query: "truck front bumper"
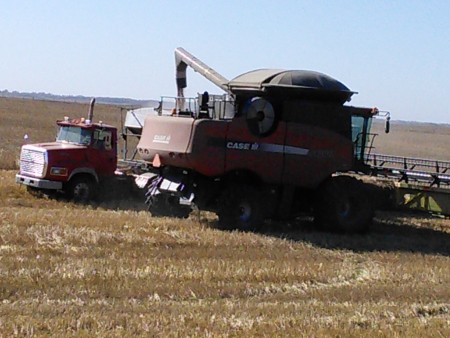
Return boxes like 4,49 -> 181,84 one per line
16,174 -> 63,190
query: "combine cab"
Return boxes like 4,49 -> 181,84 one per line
139,48 -> 391,232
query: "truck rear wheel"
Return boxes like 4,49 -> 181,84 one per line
147,193 -> 192,218
67,177 -> 96,203
314,176 -> 373,233
217,185 -> 264,231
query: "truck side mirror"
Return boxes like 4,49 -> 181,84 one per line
104,134 -> 112,150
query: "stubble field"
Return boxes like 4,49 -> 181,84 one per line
0,97 -> 449,337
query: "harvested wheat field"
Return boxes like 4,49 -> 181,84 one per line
1,97 -> 449,337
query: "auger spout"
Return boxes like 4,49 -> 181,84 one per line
175,47 -> 231,100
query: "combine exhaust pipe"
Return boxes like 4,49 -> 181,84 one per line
175,47 -> 231,101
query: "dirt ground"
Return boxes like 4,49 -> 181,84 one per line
1,170 -> 449,337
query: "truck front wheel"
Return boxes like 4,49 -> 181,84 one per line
67,177 -> 96,203
217,185 -> 264,231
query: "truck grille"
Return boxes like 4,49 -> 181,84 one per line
20,147 -> 47,178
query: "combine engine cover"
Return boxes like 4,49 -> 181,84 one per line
137,115 -> 228,177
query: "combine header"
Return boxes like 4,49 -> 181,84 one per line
367,154 -> 450,215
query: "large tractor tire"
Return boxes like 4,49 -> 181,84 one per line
147,193 -> 192,219
314,176 -> 374,233
217,185 -> 264,231
67,176 -> 97,204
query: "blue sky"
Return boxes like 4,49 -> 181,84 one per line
1,0 -> 449,123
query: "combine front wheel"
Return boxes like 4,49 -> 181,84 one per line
314,176 -> 373,233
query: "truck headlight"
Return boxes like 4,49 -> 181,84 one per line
50,167 -> 68,176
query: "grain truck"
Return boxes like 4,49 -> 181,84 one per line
15,99 -> 155,203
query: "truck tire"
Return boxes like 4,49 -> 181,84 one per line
147,193 -> 191,218
314,176 -> 373,233
67,177 -> 96,203
217,185 -> 264,231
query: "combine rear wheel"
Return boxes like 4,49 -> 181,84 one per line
217,185 -> 264,231
314,176 -> 373,233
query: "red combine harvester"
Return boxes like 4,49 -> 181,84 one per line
138,48 -> 393,232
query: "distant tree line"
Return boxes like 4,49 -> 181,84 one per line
0,89 -> 158,107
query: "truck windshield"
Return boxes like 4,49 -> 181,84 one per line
56,126 -> 92,145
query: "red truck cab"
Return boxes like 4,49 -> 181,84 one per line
16,117 -> 117,201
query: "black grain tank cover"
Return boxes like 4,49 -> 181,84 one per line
228,69 -> 356,104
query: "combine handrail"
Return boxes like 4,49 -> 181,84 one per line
366,153 -> 450,187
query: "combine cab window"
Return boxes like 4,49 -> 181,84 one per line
351,116 -> 372,160
57,126 -> 91,145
